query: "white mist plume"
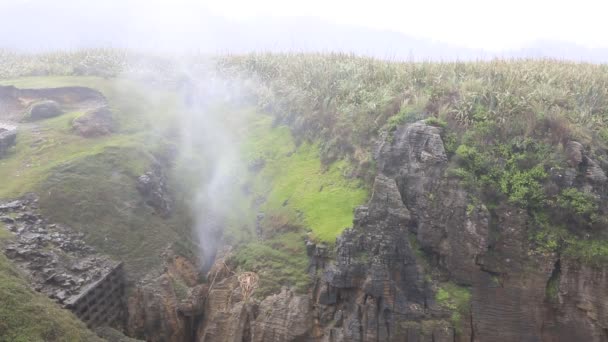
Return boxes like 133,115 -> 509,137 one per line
174,67 -> 249,270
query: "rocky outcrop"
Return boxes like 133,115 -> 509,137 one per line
72,106 -> 116,137
137,165 -> 173,218
127,273 -> 189,342
127,248 -> 204,342
195,270 -> 311,342
252,288 -> 311,342
0,123 -> 16,157
299,122 -> 461,341
305,120 -> 608,341
0,195 -> 120,305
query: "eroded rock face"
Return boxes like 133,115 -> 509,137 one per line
252,288 -> 311,342
299,122 -> 459,341
127,248 -> 204,342
126,119 -> 608,342
306,120 -> 608,341
127,274 -> 189,342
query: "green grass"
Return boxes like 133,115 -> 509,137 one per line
228,112 -> 368,296
243,114 -> 368,242
36,146 -> 192,279
232,232 -> 310,298
0,253 -> 103,342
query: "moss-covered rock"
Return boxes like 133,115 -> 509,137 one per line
22,100 -> 63,121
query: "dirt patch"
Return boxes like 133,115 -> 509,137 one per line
0,85 -> 107,122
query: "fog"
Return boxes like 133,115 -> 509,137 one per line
173,72 -> 248,270
2,0 -> 608,62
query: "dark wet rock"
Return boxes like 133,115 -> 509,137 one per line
137,165 -> 173,218
22,100 -> 63,121
72,106 -> 116,137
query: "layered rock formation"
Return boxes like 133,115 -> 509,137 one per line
192,120 -> 608,342
301,120 -> 608,342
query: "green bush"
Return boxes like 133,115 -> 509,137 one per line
557,188 -> 598,218
499,165 -> 547,208
435,283 -> 471,333
425,117 -> 447,128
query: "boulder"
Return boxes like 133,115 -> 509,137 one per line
137,166 -> 173,218
22,100 -> 63,121
72,106 -> 115,137
0,124 -> 17,156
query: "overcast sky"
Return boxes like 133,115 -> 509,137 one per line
203,0 -> 608,50
1,0 -> 607,59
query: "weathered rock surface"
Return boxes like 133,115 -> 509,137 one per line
124,120 -> 608,342
127,247 -> 205,342
252,288 -> 311,342
302,120 -> 608,341
72,106 -> 116,137
0,123 -> 17,156
128,273 -> 189,342
137,164 -> 173,218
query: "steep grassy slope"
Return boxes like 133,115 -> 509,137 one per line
242,114 -> 367,242
230,113 -> 367,296
0,76 -> 193,279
